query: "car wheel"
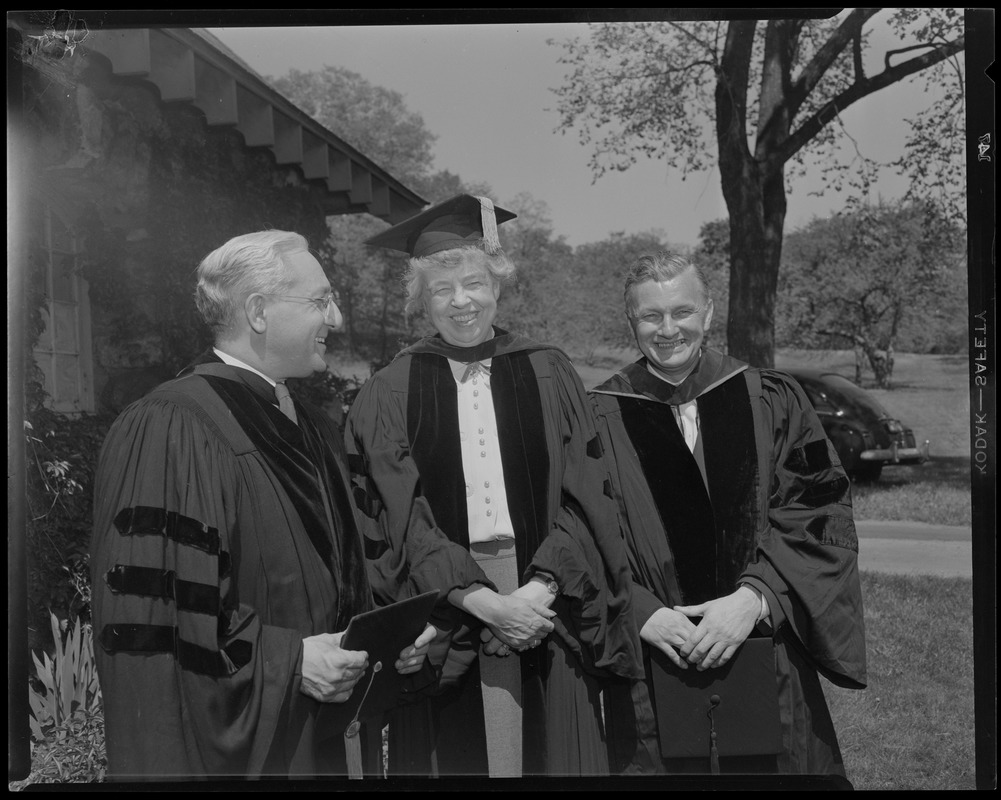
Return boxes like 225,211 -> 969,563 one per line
853,462 -> 883,483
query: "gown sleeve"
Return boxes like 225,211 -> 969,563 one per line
526,352 -> 644,680
90,396 -> 301,776
738,371 -> 867,689
587,392 -> 677,631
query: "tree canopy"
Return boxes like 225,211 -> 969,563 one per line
777,200 -> 967,386
550,9 -> 966,367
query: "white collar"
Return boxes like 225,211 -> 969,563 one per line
213,348 -> 278,387
645,361 -> 684,388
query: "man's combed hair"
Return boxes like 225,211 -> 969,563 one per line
195,230 -> 310,335
402,243 -> 516,318
623,251 -> 711,316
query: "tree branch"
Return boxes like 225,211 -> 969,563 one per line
786,8 -> 882,115
715,20 -> 757,167
778,34 -> 964,164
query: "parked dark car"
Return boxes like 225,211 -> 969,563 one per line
785,368 -> 930,482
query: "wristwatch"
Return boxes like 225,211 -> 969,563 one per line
534,571 -> 559,596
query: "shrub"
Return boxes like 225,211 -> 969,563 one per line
289,368 -> 367,429
28,613 -> 102,741
24,408 -> 113,650
26,611 -> 107,783
28,709 -> 107,784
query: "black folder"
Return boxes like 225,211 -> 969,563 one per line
649,635 -> 783,759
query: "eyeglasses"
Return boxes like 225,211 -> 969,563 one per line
265,291 -> 340,317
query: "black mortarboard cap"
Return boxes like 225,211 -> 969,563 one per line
364,194 -> 516,259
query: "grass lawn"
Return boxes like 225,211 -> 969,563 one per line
825,572 -> 975,790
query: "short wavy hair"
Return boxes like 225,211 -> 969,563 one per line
623,251 -> 711,317
195,230 -> 310,335
402,243 -> 516,318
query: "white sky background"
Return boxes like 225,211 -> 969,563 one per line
207,15 -> 951,249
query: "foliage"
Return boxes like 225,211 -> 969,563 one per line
24,709 -> 107,784
777,200 -> 967,385
550,10 -> 966,368
28,612 -> 102,743
24,407 -> 113,648
694,206 -> 968,371
271,65 -> 436,190
289,365 -> 369,430
511,225 -> 669,362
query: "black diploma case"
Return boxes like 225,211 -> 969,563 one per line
339,589 -> 440,723
649,635 -> 783,760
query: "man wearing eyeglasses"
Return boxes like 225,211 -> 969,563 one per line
90,230 -> 433,781
589,251 -> 867,779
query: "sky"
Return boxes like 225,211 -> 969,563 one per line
205,14 -> 955,249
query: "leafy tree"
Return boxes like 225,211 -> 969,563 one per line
550,9 -> 965,368
778,200 -> 966,387
495,193 -> 572,335
513,228 -> 668,362
272,66 -> 435,189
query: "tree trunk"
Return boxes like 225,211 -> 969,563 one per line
723,184 -> 785,368
858,336 -> 890,389
854,344 -> 865,384
716,20 -> 789,369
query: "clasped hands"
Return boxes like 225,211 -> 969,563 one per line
299,623 -> 435,703
640,585 -> 762,672
477,581 -> 556,658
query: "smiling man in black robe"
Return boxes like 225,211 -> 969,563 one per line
590,251 -> 867,778
90,230 -> 433,780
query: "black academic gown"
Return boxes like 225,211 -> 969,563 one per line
90,353 -> 375,780
344,329 -> 642,777
590,349 -> 867,777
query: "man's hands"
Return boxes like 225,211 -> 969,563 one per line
674,585 -> 763,671
300,622 -> 436,703
300,632 -> 368,703
640,607 -> 698,669
395,623 -> 435,674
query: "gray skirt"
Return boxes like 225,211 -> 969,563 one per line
470,538 -> 522,778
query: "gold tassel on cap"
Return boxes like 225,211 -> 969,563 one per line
342,661 -> 382,779
475,195 -> 501,255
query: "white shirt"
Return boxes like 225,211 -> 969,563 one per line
213,348 -> 277,387
645,363 -> 699,452
449,358 -> 515,544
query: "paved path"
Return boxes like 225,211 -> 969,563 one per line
855,520 -> 972,578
